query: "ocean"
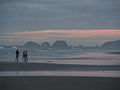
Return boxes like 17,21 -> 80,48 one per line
0,48 -> 120,77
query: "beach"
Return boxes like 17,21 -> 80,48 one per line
0,50 -> 120,90
0,62 -> 120,90
0,76 -> 120,90
1,0 -> 120,89
0,62 -> 120,71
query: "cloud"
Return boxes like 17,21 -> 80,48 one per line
0,2 -> 50,9
0,0 -> 120,34
25,3 -> 49,9
0,0 -> 120,45
1,29 -> 120,45
10,29 -> 120,38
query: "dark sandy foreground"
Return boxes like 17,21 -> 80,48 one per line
0,62 -> 120,71
0,76 -> 120,90
0,62 -> 120,90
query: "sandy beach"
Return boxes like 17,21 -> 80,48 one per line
0,62 -> 120,90
0,62 -> 120,71
0,76 -> 120,90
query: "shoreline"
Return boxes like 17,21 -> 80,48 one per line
0,62 -> 120,71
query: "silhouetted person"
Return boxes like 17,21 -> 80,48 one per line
23,50 -> 28,63
15,49 -> 19,63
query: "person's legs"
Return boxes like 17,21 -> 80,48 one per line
24,56 -> 26,63
25,57 -> 28,63
24,57 -> 26,63
15,55 -> 19,63
24,55 -> 28,63
16,57 -> 18,63
22,57 -> 24,63
23,55 -> 26,63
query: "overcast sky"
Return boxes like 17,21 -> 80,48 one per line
0,0 -> 120,46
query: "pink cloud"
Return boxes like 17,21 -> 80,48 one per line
11,30 -> 61,35
11,30 -> 120,37
1,29 -> 120,45
0,35 -> 47,40
2,29 -> 120,41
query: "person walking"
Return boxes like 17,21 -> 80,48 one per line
15,49 -> 19,63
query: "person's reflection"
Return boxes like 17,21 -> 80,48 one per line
16,70 -> 19,76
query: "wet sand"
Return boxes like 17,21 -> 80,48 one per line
0,62 -> 120,90
0,62 -> 120,71
0,76 -> 120,90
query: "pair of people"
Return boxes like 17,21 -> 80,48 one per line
22,50 -> 28,63
15,49 -> 28,63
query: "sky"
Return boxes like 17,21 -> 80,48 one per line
0,0 -> 120,46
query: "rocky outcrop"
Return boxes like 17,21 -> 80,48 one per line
42,42 -> 51,49
102,40 -> 120,48
24,41 -> 42,50
52,41 -> 69,49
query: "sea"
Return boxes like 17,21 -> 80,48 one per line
0,48 -> 120,77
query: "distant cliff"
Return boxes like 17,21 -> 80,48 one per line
102,40 -> 120,48
1,40 -> 120,50
23,41 -> 70,50
23,41 -> 42,50
42,42 -> 51,49
52,41 -> 69,50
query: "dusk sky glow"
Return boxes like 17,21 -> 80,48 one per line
0,0 -> 120,46
0,30 -> 120,46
